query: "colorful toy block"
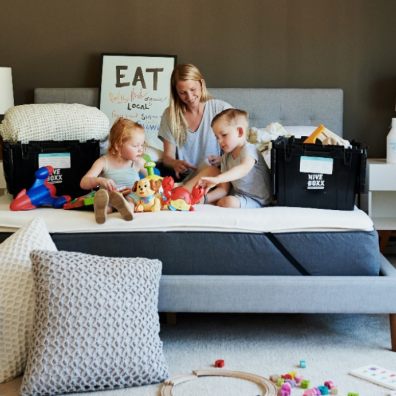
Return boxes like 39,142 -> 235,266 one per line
324,380 -> 335,389
214,359 -> 224,368
300,379 -> 310,389
299,359 -> 307,368
317,385 -> 329,395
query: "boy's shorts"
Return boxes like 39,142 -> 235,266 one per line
232,193 -> 262,209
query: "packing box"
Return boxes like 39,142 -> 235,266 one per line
271,136 -> 367,210
2,139 -> 100,198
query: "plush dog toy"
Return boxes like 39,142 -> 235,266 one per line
131,177 -> 162,212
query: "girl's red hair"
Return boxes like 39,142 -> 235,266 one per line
107,117 -> 144,155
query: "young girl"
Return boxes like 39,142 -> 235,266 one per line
80,117 -> 147,224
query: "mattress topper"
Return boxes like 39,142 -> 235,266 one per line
0,194 -> 374,234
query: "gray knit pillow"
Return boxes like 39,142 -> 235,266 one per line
20,250 -> 168,396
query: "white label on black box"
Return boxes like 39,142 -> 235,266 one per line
299,156 -> 333,175
38,153 -> 71,169
47,168 -> 63,184
307,174 -> 325,190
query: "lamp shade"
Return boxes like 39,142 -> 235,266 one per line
0,67 -> 14,115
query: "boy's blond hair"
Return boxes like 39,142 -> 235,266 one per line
107,117 -> 144,156
168,64 -> 212,146
211,108 -> 249,135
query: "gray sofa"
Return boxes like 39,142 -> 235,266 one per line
34,87 -> 396,351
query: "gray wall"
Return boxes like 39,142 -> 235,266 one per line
1,0 -> 396,157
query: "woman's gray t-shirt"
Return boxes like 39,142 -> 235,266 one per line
158,99 -> 232,168
221,142 -> 272,206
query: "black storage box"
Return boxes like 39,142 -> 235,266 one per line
2,139 -> 100,198
271,136 -> 367,210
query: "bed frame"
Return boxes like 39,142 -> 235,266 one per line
34,87 -> 396,351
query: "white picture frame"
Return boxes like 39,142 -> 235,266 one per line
99,53 -> 176,152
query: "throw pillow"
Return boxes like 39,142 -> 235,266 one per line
0,218 -> 57,383
21,250 -> 168,396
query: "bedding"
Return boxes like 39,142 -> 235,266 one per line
0,194 -> 380,276
46,230 -> 380,276
0,195 -> 374,234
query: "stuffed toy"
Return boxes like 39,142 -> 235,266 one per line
131,177 -> 162,212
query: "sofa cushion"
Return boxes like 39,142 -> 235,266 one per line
20,250 -> 168,396
0,218 -> 57,383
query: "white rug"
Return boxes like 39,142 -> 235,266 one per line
1,313 -> 395,396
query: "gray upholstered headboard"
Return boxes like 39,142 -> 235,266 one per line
34,87 -> 343,135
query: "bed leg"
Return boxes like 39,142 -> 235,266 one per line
166,312 -> 177,325
379,230 -> 392,253
390,314 -> 396,351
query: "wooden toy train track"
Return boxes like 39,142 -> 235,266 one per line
161,369 -> 278,395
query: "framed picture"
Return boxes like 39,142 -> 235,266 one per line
99,53 -> 176,152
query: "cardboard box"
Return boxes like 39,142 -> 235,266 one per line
271,136 -> 367,210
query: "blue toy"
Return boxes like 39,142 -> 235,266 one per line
10,166 -> 71,211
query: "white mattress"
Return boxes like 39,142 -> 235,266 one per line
0,194 -> 374,234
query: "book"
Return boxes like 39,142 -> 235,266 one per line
349,365 -> 396,390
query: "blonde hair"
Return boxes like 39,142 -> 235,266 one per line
211,108 -> 249,134
107,117 -> 145,156
168,64 -> 212,146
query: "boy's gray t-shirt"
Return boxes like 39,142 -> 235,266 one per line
221,142 -> 272,206
158,99 -> 232,168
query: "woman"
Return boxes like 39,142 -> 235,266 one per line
158,64 -> 232,189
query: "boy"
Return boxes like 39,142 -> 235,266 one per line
199,108 -> 272,208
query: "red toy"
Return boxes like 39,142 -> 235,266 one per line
161,176 -> 204,211
214,359 -> 225,368
10,166 -> 71,211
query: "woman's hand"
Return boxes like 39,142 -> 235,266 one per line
173,160 -> 197,179
162,140 -> 196,179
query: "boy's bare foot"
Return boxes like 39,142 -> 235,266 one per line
109,190 -> 133,221
94,189 -> 109,224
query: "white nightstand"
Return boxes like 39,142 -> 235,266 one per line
368,159 -> 396,251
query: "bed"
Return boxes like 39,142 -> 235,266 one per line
1,87 -> 396,351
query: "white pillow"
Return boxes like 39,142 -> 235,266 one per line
0,103 -> 110,143
0,218 -> 57,383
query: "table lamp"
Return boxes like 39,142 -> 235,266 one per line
0,67 -> 14,120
